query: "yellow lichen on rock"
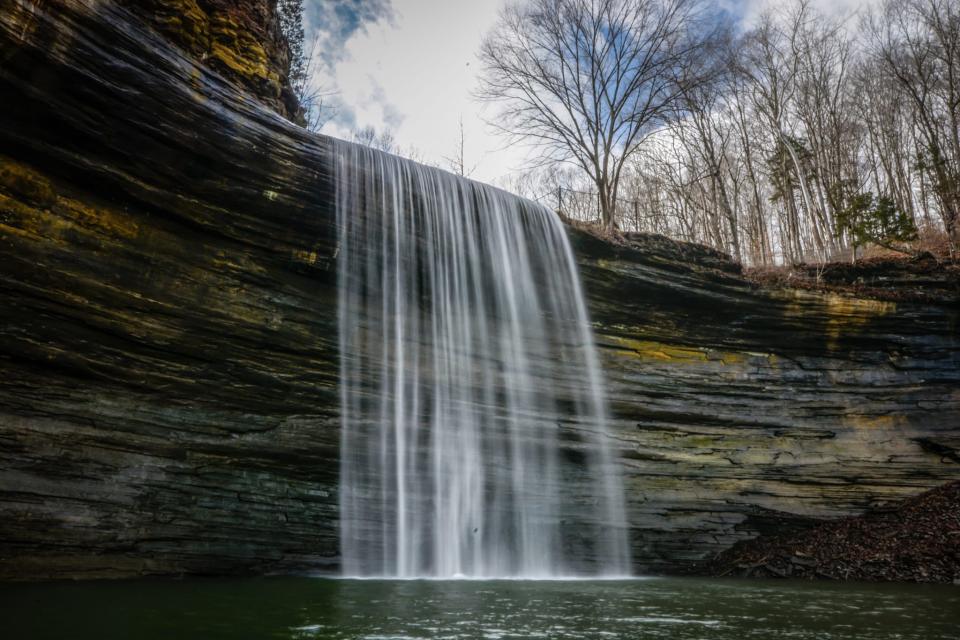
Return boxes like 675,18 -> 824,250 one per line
174,0 -> 211,54
607,335 -> 709,362
773,289 -> 898,352
292,248 -> 318,265
2,0 -> 45,45
823,293 -> 897,351
136,0 -> 211,56
64,199 -> 139,240
0,192 -> 69,245
113,0 -> 292,116
843,414 -> 906,430
120,1 -> 279,89
0,158 -> 65,244
717,351 -> 747,365
0,160 -> 57,208
0,157 -> 138,242
212,249 -> 267,275
823,293 -> 897,319
209,14 -> 274,85
607,334 -> 771,367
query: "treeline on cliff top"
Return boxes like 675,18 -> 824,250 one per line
281,0 -> 959,267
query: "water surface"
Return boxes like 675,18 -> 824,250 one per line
4,576 -> 957,639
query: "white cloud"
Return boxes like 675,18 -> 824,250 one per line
309,0 -> 533,184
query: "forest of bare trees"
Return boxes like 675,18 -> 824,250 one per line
481,0 -> 960,265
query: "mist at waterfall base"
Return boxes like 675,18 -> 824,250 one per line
335,140 -> 631,578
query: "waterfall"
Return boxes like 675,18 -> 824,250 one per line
335,140 -> 631,578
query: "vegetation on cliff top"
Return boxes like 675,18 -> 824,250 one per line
477,0 -> 960,267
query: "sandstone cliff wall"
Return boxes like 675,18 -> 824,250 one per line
117,0 -> 299,118
1,0 -> 957,580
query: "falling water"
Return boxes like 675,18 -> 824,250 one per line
336,140 -> 631,578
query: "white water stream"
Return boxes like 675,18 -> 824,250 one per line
336,140 -> 630,578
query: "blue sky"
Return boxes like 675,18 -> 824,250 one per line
305,0 -> 876,185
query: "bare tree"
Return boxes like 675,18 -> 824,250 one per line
444,116 -> 478,177
295,33 -> 339,131
351,126 -> 427,163
478,0 -> 727,230
278,1 -> 337,131
853,57 -> 919,225
352,126 -> 399,153
868,0 -> 960,242
494,0 -> 957,262
790,3 -> 859,259
669,34 -> 741,259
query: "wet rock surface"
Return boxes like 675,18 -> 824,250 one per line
1,0 -> 959,580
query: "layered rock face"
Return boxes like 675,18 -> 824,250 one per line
117,0 -> 299,118
1,0 -> 340,579
1,0 -> 958,580
576,233 -> 960,569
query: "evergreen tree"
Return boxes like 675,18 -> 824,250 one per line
836,193 -> 918,259
277,0 -> 305,91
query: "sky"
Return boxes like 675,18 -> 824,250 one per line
305,0 -> 878,186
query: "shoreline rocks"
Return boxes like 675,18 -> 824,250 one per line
703,481 -> 960,584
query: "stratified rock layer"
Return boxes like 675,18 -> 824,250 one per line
117,0 -> 299,118
1,0 -> 958,580
574,231 -> 959,570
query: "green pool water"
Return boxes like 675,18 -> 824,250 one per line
3,576 -> 957,639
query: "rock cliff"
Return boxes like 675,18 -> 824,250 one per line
118,0 -> 299,118
575,231 -> 959,570
1,0 -> 958,580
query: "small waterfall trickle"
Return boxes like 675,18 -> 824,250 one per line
336,140 -> 631,578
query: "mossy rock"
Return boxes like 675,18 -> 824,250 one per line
209,14 -> 276,87
0,160 -> 56,209
129,0 -> 211,56
117,0 -> 284,105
